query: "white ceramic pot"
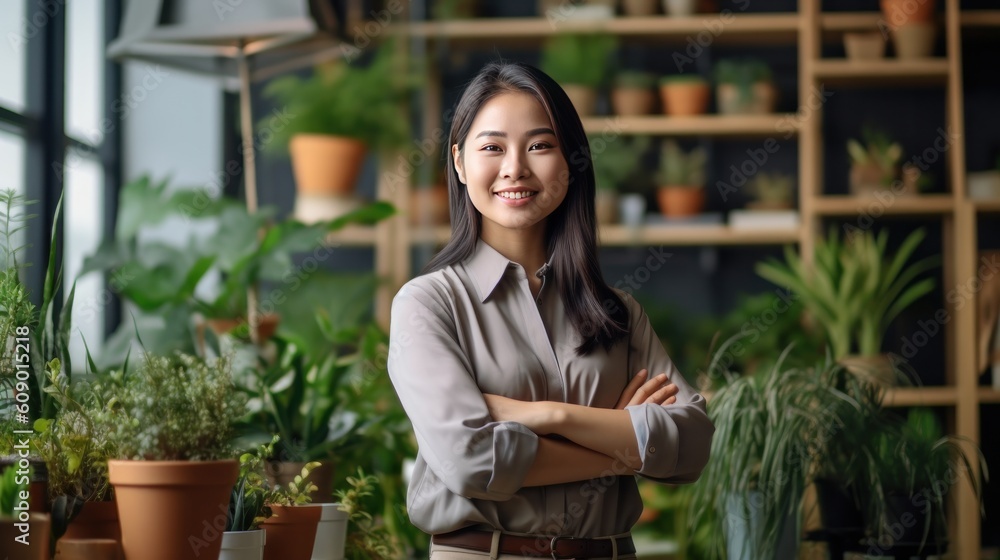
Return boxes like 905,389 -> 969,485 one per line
892,22 -> 936,59
304,504 -> 349,560
618,194 -> 647,227
219,530 -> 266,560
662,0 -> 696,16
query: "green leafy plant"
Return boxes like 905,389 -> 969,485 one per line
847,127 -> 903,187
266,461 -> 320,507
714,58 -> 773,102
336,468 -> 401,560
756,228 -> 938,359
590,135 -> 651,192
540,33 -> 618,88
261,41 -> 418,154
227,436 -> 278,532
93,353 -> 247,461
656,140 -> 707,187
748,171 -> 795,207
0,464 -> 29,517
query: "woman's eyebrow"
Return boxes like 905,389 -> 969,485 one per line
474,127 -> 556,139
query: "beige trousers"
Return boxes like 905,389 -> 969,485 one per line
429,531 -> 638,560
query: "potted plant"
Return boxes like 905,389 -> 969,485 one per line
261,42 -> 416,221
844,32 -> 887,61
92,353 -> 246,560
868,408 -> 987,549
714,58 -> 776,115
0,464 -> 51,560
260,461 -> 322,560
662,0 -> 697,16
881,0 -> 936,59
335,468 -> 402,560
621,0 -> 658,16
219,437 -> 277,560
655,140 -> 707,217
746,171 -> 795,210
540,33 -> 618,117
611,71 -> 657,116
847,127 -> 904,196
756,228 -> 938,385
590,135 -> 651,224
658,74 -> 710,116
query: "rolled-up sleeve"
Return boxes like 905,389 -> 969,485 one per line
387,281 -> 539,500
618,290 -> 715,483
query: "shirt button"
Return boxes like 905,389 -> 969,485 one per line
648,446 -> 656,454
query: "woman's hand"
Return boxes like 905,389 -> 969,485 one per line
615,369 -> 678,409
482,394 -> 560,434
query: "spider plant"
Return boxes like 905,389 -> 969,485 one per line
756,228 -> 938,359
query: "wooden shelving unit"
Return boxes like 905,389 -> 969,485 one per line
373,2 -> 995,557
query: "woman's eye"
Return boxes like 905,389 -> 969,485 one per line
482,145 -> 502,152
530,143 -> 552,151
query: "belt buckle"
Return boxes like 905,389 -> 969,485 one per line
549,535 -> 575,560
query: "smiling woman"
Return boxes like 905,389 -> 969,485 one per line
386,62 -> 714,560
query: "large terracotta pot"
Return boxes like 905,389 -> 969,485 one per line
108,460 -> 239,560
881,0 -> 936,28
206,313 -> 281,342
716,82 -> 777,115
289,134 -> 368,196
656,186 -> 705,217
0,513 -> 51,560
304,503 -> 349,560
54,538 -> 119,560
562,84 -> 598,117
266,461 -> 336,503
261,505 -> 322,560
659,81 -> 710,116
220,530 -> 266,560
611,87 -> 656,116
60,500 -> 121,558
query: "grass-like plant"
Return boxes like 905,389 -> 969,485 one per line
0,465 -> 29,517
540,33 -> 618,89
847,127 -> 903,187
656,140 -> 707,187
756,228 -> 938,359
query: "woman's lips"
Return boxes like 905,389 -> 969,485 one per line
494,191 -> 537,207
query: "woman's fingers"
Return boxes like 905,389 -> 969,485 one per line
615,369 -> 648,409
628,373 -> 671,407
646,382 -> 679,405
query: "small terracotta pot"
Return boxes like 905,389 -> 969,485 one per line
266,461 -> 336,503
892,22 -> 936,59
880,0 -> 936,28
108,460 -> 239,560
716,82 -> 777,115
563,84 -> 599,117
261,505 -> 322,560
622,0 -> 659,16
409,184 -> 450,226
54,538 -> 120,560
659,82 -> 710,116
844,32 -> 887,60
849,162 -> 897,196
611,87 -> 657,116
289,134 -> 368,197
0,513 -> 51,560
656,186 -> 705,217
61,500 -> 121,558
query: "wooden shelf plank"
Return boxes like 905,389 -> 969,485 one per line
582,114 -> 799,137
811,59 -> 950,87
395,13 -> 800,43
971,198 -> 1000,213
812,195 -> 955,216
882,386 -> 957,407
407,225 -> 801,246
324,225 -> 378,247
961,10 -> 1000,27
978,388 -> 1000,404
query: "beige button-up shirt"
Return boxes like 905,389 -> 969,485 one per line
387,238 -> 713,538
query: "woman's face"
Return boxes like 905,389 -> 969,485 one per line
452,92 -> 569,236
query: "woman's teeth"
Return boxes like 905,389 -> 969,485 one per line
496,191 -> 537,199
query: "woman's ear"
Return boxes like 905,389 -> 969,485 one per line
452,143 -> 466,185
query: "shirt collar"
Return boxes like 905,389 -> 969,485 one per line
464,238 -> 555,303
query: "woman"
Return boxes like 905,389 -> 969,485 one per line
387,61 -> 714,560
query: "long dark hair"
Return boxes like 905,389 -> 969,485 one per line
421,61 -> 629,356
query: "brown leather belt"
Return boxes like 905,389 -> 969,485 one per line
432,527 -> 636,558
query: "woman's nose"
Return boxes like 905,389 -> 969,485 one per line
500,150 -> 530,181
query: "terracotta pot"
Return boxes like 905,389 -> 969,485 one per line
0,513 -> 51,560
849,162 -> 897,196
108,460 -> 239,560
844,32 -> 887,60
622,0 -> 659,16
880,0 -> 936,28
409,184 -> 450,226
656,186 -> 705,217
289,134 -> 368,196
659,82 -> 710,116
663,0 -> 697,16
595,190 -> 619,225
611,87 -> 656,116
839,354 -> 898,387
892,22 -> 936,59
266,461 -> 336,503
562,84 -> 599,117
220,530 -> 266,560
206,313 -> 281,342
54,538 -> 120,560
61,499 -> 121,558
261,505 -> 322,560
716,82 -> 777,115
303,503 -> 348,560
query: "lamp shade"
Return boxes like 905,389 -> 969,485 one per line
108,0 -> 349,88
